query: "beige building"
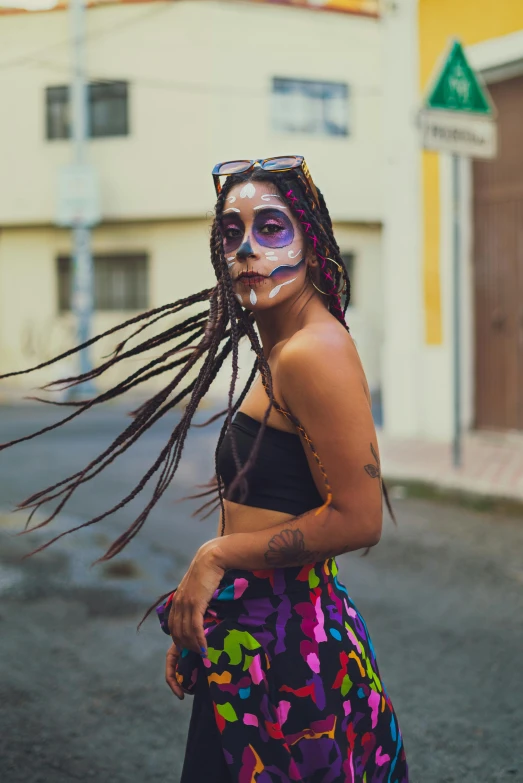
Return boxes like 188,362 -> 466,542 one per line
382,0 -> 523,441
0,0 -> 384,409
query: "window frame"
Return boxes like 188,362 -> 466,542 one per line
45,81 -> 130,141
57,252 -> 149,313
340,251 -> 356,308
271,76 -> 350,137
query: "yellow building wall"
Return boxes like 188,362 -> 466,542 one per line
419,0 -> 523,344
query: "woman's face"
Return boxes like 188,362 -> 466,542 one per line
220,180 -> 308,310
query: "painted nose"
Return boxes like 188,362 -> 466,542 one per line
236,238 -> 255,260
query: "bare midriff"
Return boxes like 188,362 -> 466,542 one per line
218,500 -> 295,537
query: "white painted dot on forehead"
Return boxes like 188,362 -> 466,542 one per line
239,183 -> 256,199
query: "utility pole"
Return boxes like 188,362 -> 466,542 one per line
69,0 -> 95,397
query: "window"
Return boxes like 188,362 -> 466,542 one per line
57,253 -> 148,312
89,82 -> 129,138
46,81 -> 129,140
272,78 -> 349,136
46,86 -> 69,140
341,252 -> 355,307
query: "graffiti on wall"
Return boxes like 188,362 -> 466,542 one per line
249,0 -> 379,16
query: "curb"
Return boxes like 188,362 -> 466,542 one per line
383,475 -> 523,518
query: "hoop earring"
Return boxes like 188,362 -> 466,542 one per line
309,258 -> 347,296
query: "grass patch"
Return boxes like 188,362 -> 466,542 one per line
384,478 -> 523,519
100,559 -> 141,580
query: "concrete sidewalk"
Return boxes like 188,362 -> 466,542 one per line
379,428 -> 523,505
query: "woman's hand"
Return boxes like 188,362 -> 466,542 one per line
165,643 -> 184,700
168,540 -> 225,656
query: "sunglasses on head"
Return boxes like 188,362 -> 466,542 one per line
212,155 -> 320,207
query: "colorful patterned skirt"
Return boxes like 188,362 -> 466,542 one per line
157,558 -> 409,783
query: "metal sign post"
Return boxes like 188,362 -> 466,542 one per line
56,0 -> 100,398
451,153 -> 462,468
418,39 -> 497,468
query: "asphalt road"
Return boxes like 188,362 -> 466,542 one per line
0,403 -> 522,783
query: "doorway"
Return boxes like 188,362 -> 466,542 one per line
473,73 -> 523,431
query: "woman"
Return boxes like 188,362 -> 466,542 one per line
0,156 -> 408,783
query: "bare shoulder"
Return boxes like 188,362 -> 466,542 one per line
279,321 -> 363,381
276,320 -> 374,447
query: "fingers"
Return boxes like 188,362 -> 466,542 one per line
179,602 -> 204,655
172,597 -> 205,656
165,643 -> 184,700
169,589 -> 208,657
193,609 -> 207,658
182,604 -> 207,656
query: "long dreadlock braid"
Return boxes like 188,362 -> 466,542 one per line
0,171 -> 275,559
274,173 -> 349,324
210,180 -> 284,523
212,169 -> 394,527
0,165 -> 392,568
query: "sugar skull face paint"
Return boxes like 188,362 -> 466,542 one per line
268,258 -> 305,282
267,258 -> 305,299
253,209 -> 295,249
240,183 -> 256,199
220,180 -> 309,310
222,209 -> 295,255
221,216 -> 245,254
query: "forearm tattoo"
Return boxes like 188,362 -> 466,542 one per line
264,528 -> 321,567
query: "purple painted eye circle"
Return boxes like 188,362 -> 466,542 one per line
253,210 -> 295,249
221,218 -> 244,253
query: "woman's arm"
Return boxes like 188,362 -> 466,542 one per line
168,328 -> 385,656
211,327 -> 383,571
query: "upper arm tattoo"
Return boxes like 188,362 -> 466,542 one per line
364,443 -> 381,481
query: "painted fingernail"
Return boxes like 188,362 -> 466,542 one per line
200,646 -> 207,657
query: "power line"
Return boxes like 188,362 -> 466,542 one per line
26,55 -> 383,98
0,0 -> 175,72
0,1 -> 382,97
0,1 -> 382,98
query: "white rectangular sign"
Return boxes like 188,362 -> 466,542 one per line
419,110 -> 497,159
56,163 -> 101,228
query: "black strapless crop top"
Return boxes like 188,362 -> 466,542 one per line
216,411 -> 324,516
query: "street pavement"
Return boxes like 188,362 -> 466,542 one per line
0,403 -> 522,783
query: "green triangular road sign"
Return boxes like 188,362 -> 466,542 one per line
424,40 -> 494,116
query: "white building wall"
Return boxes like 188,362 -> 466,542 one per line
335,223 -> 383,393
0,221 -> 213,397
0,0 -> 384,406
0,0 -> 383,224
0,219 -> 381,401
381,0 -> 424,438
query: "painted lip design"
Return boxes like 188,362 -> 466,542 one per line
237,272 -> 267,286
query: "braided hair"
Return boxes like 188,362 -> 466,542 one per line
0,167 -> 391,565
